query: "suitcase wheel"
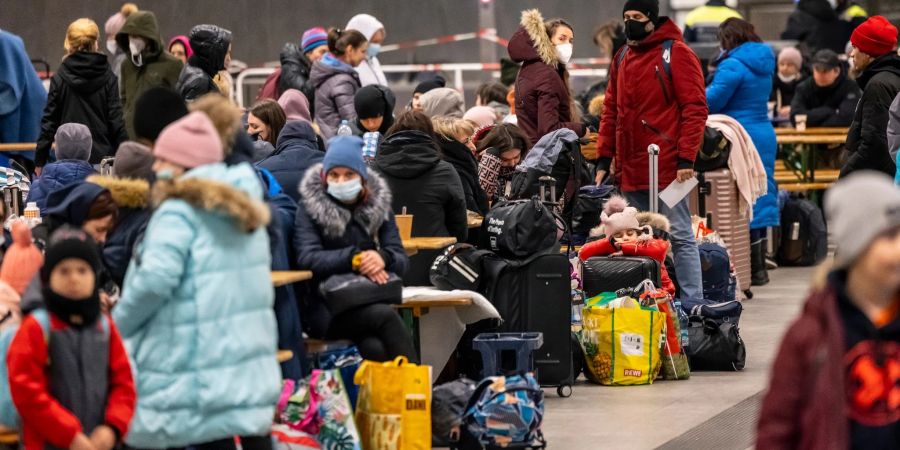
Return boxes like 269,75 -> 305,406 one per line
556,384 -> 572,398
743,289 -> 753,300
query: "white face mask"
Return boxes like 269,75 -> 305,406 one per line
129,37 -> 146,67
106,40 -> 118,55
777,72 -> 799,83
556,43 -> 573,65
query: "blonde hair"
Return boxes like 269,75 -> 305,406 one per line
120,3 -> 139,16
432,117 -> 476,142
65,18 -> 100,54
189,93 -> 242,153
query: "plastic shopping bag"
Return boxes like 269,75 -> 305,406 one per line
354,356 -> 432,450
580,307 -> 664,385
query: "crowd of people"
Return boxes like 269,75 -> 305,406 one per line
0,0 -> 897,449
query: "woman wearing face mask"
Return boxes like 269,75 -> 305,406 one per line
770,46 -> 806,120
706,18 -> 778,286
167,34 -> 193,65
507,9 -> 585,145
293,136 -> 415,361
247,99 -> 287,148
103,3 -> 138,85
176,24 -> 233,101
473,123 -> 532,203
310,28 -> 367,138
345,14 -> 388,87
114,112 -> 279,450
35,18 -> 129,174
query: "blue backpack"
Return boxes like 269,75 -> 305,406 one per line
462,373 -> 545,447
0,309 -> 109,429
698,243 -> 735,304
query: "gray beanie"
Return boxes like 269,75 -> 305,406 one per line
825,172 -> 900,268
420,88 -> 465,119
54,123 -> 92,161
113,141 -> 155,181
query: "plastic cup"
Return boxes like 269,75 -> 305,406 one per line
395,215 -> 413,240
795,114 -> 808,132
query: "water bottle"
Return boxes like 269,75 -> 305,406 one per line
675,300 -> 689,350
337,120 -> 352,136
24,202 -> 40,228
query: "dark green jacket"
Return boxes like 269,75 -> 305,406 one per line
115,11 -> 183,138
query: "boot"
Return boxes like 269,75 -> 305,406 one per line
751,239 -> 770,286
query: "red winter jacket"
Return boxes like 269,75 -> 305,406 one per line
508,9 -> 586,145
598,18 -> 708,192
578,236 -> 676,297
7,313 -> 136,450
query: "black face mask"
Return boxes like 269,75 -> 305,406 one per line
624,19 -> 653,42
249,132 -> 260,142
43,287 -> 101,329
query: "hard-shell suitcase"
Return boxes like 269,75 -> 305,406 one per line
690,170 -> 752,297
581,256 -> 661,298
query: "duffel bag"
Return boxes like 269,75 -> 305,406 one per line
430,243 -> 493,291
689,300 -> 743,325
687,315 -> 746,371
319,273 -> 403,316
481,196 -> 560,259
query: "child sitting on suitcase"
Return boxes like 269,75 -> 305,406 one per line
578,195 -> 676,296
7,227 -> 135,450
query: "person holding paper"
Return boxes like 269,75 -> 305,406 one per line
596,0 -> 708,304
706,18 -> 777,286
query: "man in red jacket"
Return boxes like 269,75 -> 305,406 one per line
596,0 -> 708,303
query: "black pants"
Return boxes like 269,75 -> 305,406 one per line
128,434 -> 271,450
328,303 -> 417,362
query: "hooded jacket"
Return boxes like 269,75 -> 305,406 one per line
116,11 -> 184,138
598,18 -> 708,192
781,0 -> 857,54
293,164 -> 408,336
87,175 -> 151,287
176,25 -> 232,101
842,54 -> 900,178
508,9 -> 585,145
114,163 -> 279,448
707,42 -> 778,229
791,71 -> 861,127
27,160 -> 96,212
346,14 -> 388,86
0,30 -> 46,165
256,121 -> 324,202
277,43 -> 316,113
438,136 -> 489,216
310,53 -> 361,138
352,84 -> 396,135
374,130 -> 468,243
35,52 -> 128,166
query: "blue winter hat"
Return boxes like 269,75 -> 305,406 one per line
324,136 -> 368,180
45,181 -> 109,227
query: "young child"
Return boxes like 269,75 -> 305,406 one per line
757,173 -> 900,449
8,227 -> 135,450
28,123 -> 97,212
578,195 -> 676,297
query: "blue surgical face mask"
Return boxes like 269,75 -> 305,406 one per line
327,178 -> 363,203
155,168 -> 175,180
366,43 -> 381,59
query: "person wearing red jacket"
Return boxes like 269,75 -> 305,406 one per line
578,195 -> 676,296
8,227 -> 135,450
596,0 -> 707,305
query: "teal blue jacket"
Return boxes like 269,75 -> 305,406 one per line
114,163 -> 279,448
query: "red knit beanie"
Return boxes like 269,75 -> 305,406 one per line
0,221 -> 44,295
850,16 -> 898,57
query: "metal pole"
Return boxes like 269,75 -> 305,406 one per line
478,0 -> 498,82
648,144 -> 660,213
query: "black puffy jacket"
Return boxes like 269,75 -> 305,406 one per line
35,52 -> 127,166
781,0 -> 856,55
177,25 -> 231,101
841,54 -> 900,178
437,136 -> 489,216
790,72 -> 861,127
277,43 -> 316,115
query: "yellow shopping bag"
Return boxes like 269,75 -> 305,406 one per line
354,356 -> 432,450
581,307 -> 665,386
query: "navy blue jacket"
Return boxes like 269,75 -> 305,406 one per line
257,121 -> 324,202
87,175 -> 151,288
27,160 -> 95,212
293,164 -> 408,337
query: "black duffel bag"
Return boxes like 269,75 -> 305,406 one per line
687,315 -> 746,371
430,243 -> 493,291
319,273 -> 403,316
480,196 -> 560,259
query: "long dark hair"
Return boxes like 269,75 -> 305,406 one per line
544,18 -> 580,123
249,99 -> 286,147
717,18 -> 762,51
327,28 -> 367,57
475,123 -> 532,155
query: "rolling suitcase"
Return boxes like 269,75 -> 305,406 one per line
581,257 -> 661,298
690,170 -> 752,298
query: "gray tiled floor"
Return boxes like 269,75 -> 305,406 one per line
540,266 -> 815,449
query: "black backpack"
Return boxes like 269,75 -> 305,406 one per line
430,244 -> 493,291
695,126 -> 732,172
778,194 -> 828,266
480,197 -> 561,259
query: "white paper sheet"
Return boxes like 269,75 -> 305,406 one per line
659,177 -> 699,209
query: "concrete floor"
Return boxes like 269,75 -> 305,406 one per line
540,266 -> 816,450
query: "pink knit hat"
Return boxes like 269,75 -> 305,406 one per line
0,221 -> 44,295
463,106 -> 497,128
600,195 -> 640,237
153,112 -> 223,169
278,89 -> 312,123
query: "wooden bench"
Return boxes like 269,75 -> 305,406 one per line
780,182 -> 833,192
271,271 -> 312,287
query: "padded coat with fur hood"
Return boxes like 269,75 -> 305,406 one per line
114,162 -> 279,448
87,175 -> 151,287
293,163 -> 408,337
508,9 -> 585,144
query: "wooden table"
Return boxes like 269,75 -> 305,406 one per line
774,127 -> 848,136
776,133 -> 846,200
271,270 -> 312,287
775,134 -> 846,145
276,350 -> 294,363
395,296 -> 474,356
0,143 -> 36,152
402,236 -> 457,256
468,215 -> 483,228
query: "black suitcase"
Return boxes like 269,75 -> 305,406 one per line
480,253 -> 574,397
581,256 -> 661,298
778,194 -> 828,266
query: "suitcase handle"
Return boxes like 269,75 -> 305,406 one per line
647,144 -> 660,214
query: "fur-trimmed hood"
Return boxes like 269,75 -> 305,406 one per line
636,212 -> 670,233
87,175 -> 150,209
508,9 -> 559,68
152,163 -> 270,233
298,163 -> 392,239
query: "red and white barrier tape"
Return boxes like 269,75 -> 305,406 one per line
380,28 -> 508,52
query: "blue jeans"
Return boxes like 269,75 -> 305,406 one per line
624,191 -> 703,303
